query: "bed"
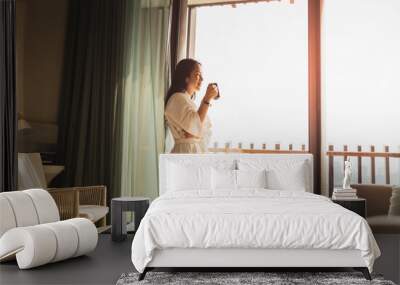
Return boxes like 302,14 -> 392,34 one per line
131,154 -> 380,280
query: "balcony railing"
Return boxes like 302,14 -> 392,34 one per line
208,142 -> 400,197
326,145 -> 400,196
209,143 -> 307,154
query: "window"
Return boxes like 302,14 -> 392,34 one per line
190,1 -> 309,150
323,0 -> 400,185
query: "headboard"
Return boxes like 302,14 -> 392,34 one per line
159,153 -> 314,195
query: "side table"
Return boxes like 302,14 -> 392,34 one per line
111,197 -> 150,241
332,198 -> 366,218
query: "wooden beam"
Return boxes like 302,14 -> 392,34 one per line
357,145 -> 362,183
170,0 -> 181,69
187,0 -> 283,8
343,145 -> 348,164
208,148 -> 308,154
187,7 -> 197,58
385,146 -> 390,184
370,145 -> 376,184
328,145 -> 334,197
343,145 -> 348,172
308,0 -> 322,195
326,151 -> 400,158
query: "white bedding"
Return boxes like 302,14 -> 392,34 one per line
131,189 -> 380,273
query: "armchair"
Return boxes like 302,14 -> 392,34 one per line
17,153 -> 109,228
351,184 -> 400,284
351,184 -> 400,233
48,186 -> 108,228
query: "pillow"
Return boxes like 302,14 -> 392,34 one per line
238,158 -> 310,192
167,162 -> 212,191
266,162 -> 307,191
236,169 -> 267,189
212,168 -> 237,190
389,185 -> 400,216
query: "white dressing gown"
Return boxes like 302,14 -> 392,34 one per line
165,92 -> 212,153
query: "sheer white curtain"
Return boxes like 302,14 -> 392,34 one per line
121,0 -> 171,198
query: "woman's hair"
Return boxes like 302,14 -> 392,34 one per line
165,58 -> 201,106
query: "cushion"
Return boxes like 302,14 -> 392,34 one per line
24,189 -> 60,223
167,162 -> 212,191
42,221 -> 79,262
212,168 -> 237,190
389,185 -> 400,216
266,163 -> 307,191
0,190 -> 60,237
0,218 -> 97,269
367,215 -> 400,234
161,156 -> 237,194
0,191 -> 40,228
238,159 -> 310,191
165,156 -> 236,171
79,205 -> 109,223
66,218 -> 98,257
0,225 -> 57,268
352,184 -> 393,216
0,196 -> 17,237
236,170 -> 267,189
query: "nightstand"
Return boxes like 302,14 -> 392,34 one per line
111,197 -> 150,241
332,198 -> 366,218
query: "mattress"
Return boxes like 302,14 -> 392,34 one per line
131,189 -> 380,273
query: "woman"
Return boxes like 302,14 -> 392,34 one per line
165,59 -> 219,153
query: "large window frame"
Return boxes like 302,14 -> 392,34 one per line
173,0 -> 322,193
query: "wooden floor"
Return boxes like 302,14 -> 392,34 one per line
1,233 -> 397,284
0,234 -> 134,285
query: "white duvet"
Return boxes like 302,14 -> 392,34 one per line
131,189 -> 380,273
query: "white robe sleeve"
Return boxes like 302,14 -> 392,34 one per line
165,93 -> 202,138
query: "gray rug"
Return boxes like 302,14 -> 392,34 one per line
116,272 -> 396,285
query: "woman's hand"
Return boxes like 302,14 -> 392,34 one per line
203,83 -> 219,102
198,83 -> 217,122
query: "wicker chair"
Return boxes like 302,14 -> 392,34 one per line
47,186 -> 108,228
17,153 -> 108,228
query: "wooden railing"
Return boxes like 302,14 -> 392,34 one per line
327,145 -> 400,196
209,143 -> 307,154
208,143 -> 399,197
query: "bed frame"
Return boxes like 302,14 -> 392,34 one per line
138,154 -> 372,281
139,248 -> 371,280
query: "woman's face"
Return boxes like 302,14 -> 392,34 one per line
186,64 -> 203,92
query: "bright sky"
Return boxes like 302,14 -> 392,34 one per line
321,0 -> 400,184
194,0 -> 400,153
322,0 -> 400,151
194,0 -> 309,150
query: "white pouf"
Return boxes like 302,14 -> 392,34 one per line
0,189 -> 98,269
0,218 -> 97,269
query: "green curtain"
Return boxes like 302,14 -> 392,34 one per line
57,0 -> 128,201
120,0 -> 171,199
